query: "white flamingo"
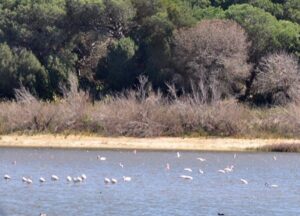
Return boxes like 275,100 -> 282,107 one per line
177,152 -> 181,158
22,177 -> 28,182
180,175 -> 193,180
39,177 -> 46,183
111,178 -> 118,184
166,163 -> 170,170
81,174 -> 87,180
119,163 -> 124,168
67,176 -> 72,182
196,157 -> 206,162
224,165 -> 234,173
73,177 -> 83,183
184,168 -> 192,172
97,156 -> 106,161
240,179 -> 248,184
265,182 -> 278,188
4,174 -> 11,180
26,178 -> 33,184
123,176 -> 131,182
51,175 -> 59,181
199,169 -> 204,174
104,178 -> 111,184
218,169 -> 226,174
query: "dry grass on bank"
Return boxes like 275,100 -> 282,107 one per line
0,76 -> 300,138
256,143 -> 300,152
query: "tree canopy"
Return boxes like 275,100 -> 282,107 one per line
0,0 -> 299,105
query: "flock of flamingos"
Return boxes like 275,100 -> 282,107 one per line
2,150 -> 279,188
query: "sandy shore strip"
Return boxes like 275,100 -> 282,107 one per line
0,135 -> 299,151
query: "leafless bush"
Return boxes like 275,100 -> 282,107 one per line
1,74 -> 300,138
251,52 -> 300,105
172,19 -> 252,102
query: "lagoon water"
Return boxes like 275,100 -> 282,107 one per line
0,148 -> 300,216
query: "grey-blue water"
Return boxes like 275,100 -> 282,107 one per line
0,148 -> 299,216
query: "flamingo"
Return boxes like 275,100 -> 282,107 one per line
97,156 -> 106,161
39,177 -> 46,183
180,175 -> 193,180
218,169 -> 226,174
51,175 -> 59,181
81,174 -> 87,180
199,169 -> 204,174
26,178 -> 33,184
67,176 -> 72,182
184,168 -> 192,172
196,157 -> 206,162
224,165 -> 234,173
104,178 -> 111,184
111,178 -> 118,184
166,163 -> 170,170
119,163 -> 124,168
4,174 -> 11,180
73,177 -> 83,183
123,176 -> 131,182
22,177 -> 28,182
265,182 -> 278,188
240,179 -> 248,184
177,152 -> 181,158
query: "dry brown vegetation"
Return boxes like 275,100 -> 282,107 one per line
172,19 -> 251,101
251,52 -> 300,105
257,143 -> 300,152
1,75 -> 300,138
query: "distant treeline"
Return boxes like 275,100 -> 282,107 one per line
0,0 -> 299,105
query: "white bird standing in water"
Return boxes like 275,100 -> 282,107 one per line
51,175 -> 59,181
273,156 -> 277,161
97,156 -> 106,161
123,176 -> 131,182
265,182 -> 278,188
39,177 -> 46,183
67,176 -> 72,182
4,174 -> 11,180
199,169 -> 204,174
104,178 -> 111,184
180,175 -> 193,180
73,177 -> 83,183
111,178 -> 118,184
240,179 -> 248,184
166,163 -> 170,170
26,178 -> 33,184
218,169 -> 226,174
81,174 -> 87,181
197,157 -> 206,162
184,168 -> 192,172
177,152 -> 181,158
224,165 -> 234,173
22,177 -> 28,182
119,163 -> 124,168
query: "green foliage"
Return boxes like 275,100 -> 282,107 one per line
193,6 -> 225,20
0,0 -> 298,105
249,0 -> 284,18
284,0 -> 300,24
0,43 -> 49,98
226,4 -> 299,60
97,37 -> 137,91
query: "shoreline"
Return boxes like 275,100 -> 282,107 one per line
0,134 -> 299,152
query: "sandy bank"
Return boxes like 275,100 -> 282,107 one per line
0,135 -> 299,151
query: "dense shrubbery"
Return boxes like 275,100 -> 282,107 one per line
0,0 -> 299,107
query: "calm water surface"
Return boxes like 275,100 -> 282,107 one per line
0,148 -> 299,216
